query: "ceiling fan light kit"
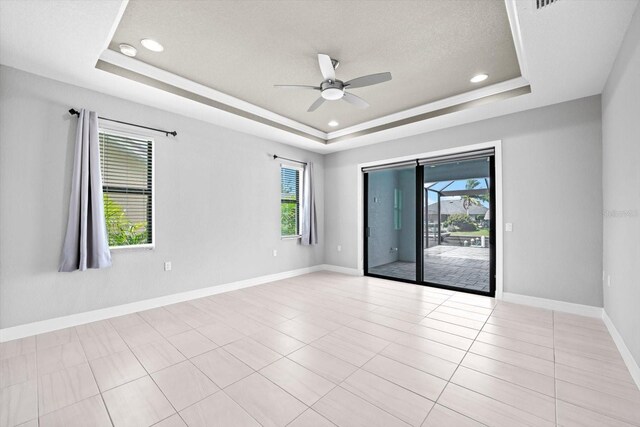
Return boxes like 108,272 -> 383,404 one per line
320,81 -> 344,100
275,53 -> 392,113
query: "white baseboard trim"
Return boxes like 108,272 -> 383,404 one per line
500,292 -> 603,318
320,264 -> 363,276
602,311 -> 640,388
0,265 -> 325,343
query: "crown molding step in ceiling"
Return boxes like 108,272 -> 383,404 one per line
1,0 -> 637,151
100,0 -> 528,143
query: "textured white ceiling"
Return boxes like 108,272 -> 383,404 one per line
109,0 -> 521,132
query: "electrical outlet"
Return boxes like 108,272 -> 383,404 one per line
273,249 -> 277,257
337,245 -> 342,252
505,223 -> 513,232
164,262 -> 172,271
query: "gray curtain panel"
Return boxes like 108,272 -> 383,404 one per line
301,162 -> 318,245
59,109 -> 112,272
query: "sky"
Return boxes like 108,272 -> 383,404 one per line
425,178 -> 490,208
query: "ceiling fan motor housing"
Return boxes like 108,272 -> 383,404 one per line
321,80 -> 345,100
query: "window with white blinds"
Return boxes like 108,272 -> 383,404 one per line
99,130 -> 154,248
280,165 -> 302,237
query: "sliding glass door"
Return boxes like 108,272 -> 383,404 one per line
364,150 -> 495,297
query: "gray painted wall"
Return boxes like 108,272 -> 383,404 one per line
398,169 -> 416,263
602,5 -> 640,364
0,66 -> 324,328
325,96 -> 604,306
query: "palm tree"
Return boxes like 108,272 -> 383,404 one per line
461,179 -> 489,215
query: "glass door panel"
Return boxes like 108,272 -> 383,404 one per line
423,156 -> 494,294
365,166 -> 416,282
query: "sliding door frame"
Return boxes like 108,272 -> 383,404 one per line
415,163 -> 425,283
358,140 -> 503,298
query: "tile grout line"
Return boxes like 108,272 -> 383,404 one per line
138,321 -> 265,426
83,355 -> 116,427
302,280 -> 435,424
453,354 -> 555,398
34,331 -> 105,424
417,291 -> 458,425
178,333 -> 293,425
164,339 -> 262,426
107,314 -> 192,427
217,350 -> 311,426
218,309 -> 352,423
552,312 -> 639,426
280,350 -> 341,404
423,291 -> 495,426
439,305 -> 559,425
312,285 -> 462,426
465,308 -> 638,424
395,288 -> 456,426
328,322 -> 418,426
178,389 -> 262,427
274,280 -> 450,425
430,297 -> 562,424
472,303 -> 629,425
447,306 -> 561,421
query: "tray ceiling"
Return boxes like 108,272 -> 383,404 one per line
107,0 -> 522,135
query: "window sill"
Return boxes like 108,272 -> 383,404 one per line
109,244 -> 155,251
281,235 -> 301,240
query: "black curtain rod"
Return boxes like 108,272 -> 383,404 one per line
273,154 -> 307,165
69,109 -> 177,137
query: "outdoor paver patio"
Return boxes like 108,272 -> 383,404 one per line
368,246 -> 490,292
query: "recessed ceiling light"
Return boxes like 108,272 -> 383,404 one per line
328,120 -> 339,127
118,43 -> 137,57
470,74 -> 489,83
140,38 -> 164,52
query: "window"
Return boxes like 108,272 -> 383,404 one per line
99,130 -> 154,249
280,165 -> 302,237
394,188 -> 402,230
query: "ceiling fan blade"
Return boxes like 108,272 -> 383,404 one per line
342,92 -> 369,109
307,97 -> 326,112
274,85 -> 320,90
317,54 -> 336,81
344,72 -> 392,89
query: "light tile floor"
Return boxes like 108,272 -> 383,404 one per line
369,246 -> 491,292
1,272 -> 639,427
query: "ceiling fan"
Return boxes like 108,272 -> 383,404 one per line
275,54 -> 392,112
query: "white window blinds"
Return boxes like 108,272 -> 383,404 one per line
280,165 -> 301,237
99,131 -> 154,248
